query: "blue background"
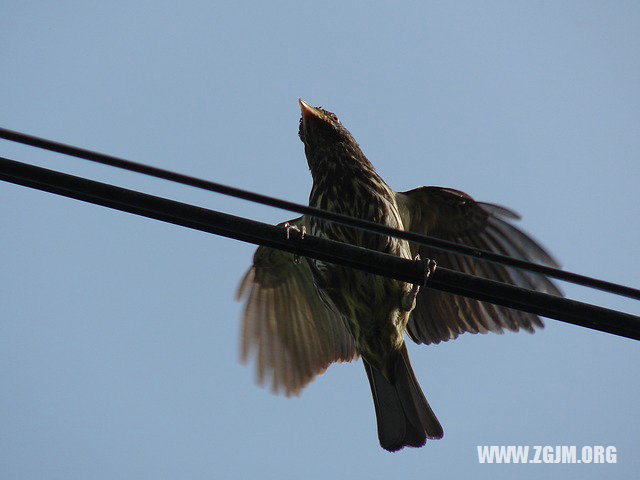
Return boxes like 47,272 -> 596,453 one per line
1,1 -> 638,478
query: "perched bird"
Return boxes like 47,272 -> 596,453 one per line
237,99 -> 561,452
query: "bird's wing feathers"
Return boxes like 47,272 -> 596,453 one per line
236,217 -> 358,396
397,186 -> 562,345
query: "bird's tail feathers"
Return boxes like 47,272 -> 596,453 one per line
364,343 -> 443,452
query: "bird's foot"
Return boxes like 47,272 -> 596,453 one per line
283,222 -> 306,264
402,255 -> 437,311
423,257 -> 437,278
283,222 -> 306,240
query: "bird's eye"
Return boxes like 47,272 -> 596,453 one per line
326,112 -> 341,124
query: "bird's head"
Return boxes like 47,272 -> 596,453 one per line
298,99 -> 364,170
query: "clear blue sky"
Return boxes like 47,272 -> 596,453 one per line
1,1 -> 638,479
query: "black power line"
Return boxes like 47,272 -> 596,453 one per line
1,126 -> 639,301
2,155 -> 639,341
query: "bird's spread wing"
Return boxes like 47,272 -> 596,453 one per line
236,217 -> 358,396
396,186 -> 562,345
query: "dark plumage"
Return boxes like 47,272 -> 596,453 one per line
237,99 -> 561,451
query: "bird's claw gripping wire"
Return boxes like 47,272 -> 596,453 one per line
283,222 -> 306,264
283,222 -> 306,240
424,257 -> 437,279
402,255 -> 437,312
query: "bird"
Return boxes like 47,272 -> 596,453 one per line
236,99 -> 561,452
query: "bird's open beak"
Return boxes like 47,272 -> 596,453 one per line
299,99 -> 323,123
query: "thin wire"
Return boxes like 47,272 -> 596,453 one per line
1,126 -> 639,300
